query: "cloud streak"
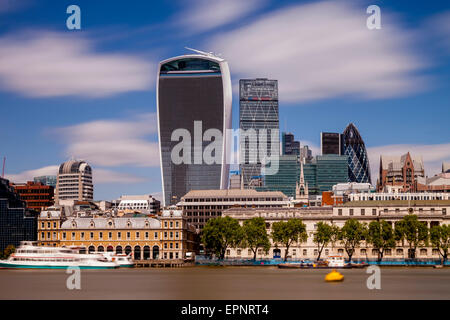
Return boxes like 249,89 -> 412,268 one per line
0,31 -> 154,98
52,113 -> 160,168
174,0 -> 267,34
207,1 -> 427,102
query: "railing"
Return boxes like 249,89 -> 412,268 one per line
195,256 -> 450,266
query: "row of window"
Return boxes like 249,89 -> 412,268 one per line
228,248 -> 441,257
40,231 -> 181,241
338,208 -> 447,215
184,198 -> 283,202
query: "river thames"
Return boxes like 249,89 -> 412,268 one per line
0,266 -> 449,300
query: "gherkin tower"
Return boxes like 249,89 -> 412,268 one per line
342,123 -> 371,184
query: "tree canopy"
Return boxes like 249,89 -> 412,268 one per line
340,219 -> 366,262
367,220 -> 396,262
202,216 -> 243,259
241,217 -> 271,260
313,222 -> 336,261
395,215 -> 428,259
430,224 -> 450,264
271,219 -> 307,261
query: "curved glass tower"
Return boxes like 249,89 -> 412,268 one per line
157,53 -> 232,206
342,123 -> 371,184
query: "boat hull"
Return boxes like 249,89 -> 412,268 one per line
0,262 -> 118,270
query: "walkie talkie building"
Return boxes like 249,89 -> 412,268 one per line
342,123 -> 371,184
157,51 -> 232,206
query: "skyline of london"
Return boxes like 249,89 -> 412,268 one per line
1,0 -> 449,201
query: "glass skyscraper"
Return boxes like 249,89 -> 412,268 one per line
157,52 -> 232,206
282,132 -> 300,156
0,178 -> 37,252
304,155 -> 349,195
321,132 -> 343,155
342,123 -> 371,184
256,155 -> 299,197
239,79 -> 279,187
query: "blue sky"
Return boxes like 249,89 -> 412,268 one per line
1,0 -> 449,201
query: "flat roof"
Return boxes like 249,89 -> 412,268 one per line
181,189 -> 288,199
341,200 -> 450,207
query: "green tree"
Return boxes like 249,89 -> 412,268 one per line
240,217 -> 271,260
367,220 -> 396,262
202,216 -> 243,260
271,219 -> 307,262
340,219 -> 366,262
1,245 -> 15,259
313,222 -> 335,261
430,224 -> 450,265
395,215 -> 428,259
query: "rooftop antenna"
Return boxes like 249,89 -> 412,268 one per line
2,157 -> 5,178
185,47 -> 219,58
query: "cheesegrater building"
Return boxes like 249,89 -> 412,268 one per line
239,78 -> 279,187
157,50 -> 232,206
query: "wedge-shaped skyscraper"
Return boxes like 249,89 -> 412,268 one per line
157,51 -> 232,206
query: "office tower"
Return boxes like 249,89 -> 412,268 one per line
34,175 -> 57,188
0,177 -> 37,252
321,132 -> 343,155
377,152 -> 425,192
304,155 -> 349,195
239,78 -> 279,187
282,132 -> 300,156
157,50 -> 232,206
342,123 -> 371,184
117,195 -> 161,215
256,155 -> 299,197
55,160 -> 93,204
300,145 -> 313,163
229,173 -> 242,189
12,181 -> 54,212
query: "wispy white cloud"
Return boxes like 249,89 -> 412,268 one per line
0,31 -> 154,98
52,113 -> 160,168
367,143 -> 450,183
207,1 -> 427,102
424,11 -> 450,53
94,169 -> 147,184
5,165 -> 58,183
174,0 -> 267,34
0,0 -> 31,14
6,165 -> 146,184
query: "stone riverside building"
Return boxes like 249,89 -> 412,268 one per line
222,200 -> 450,260
37,207 -> 198,260
178,189 -> 289,230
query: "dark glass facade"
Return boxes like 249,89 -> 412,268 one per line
240,79 -> 279,187
321,132 -> 343,155
282,132 -> 300,156
342,123 -> 371,183
158,56 -> 230,206
304,155 -> 349,195
256,155 -> 299,197
0,178 -> 37,252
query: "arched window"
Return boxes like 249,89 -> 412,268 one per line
88,246 -> 95,254
125,246 -> 132,255
134,246 -> 141,260
152,246 -> 159,259
143,246 -> 151,260
116,246 -> 123,254
97,246 -> 104,253
107,246 -> 114,252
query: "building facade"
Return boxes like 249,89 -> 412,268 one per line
178,189 -> 289,230
34,175 -> 57,188
12,181 -> 54,212
281,132 -> 300,156
300,145 -> 313,164
223,200 -> 450,260
37,208 -> 199,260
304,155 -> 349,195
157,52 -> 232,206
116,194 -> 161,215
239,78 -> 279,187
320,132 -> 343,155
55,160 -> 93,204
256,155 -> 300,198
342,123 -> 371,184
377,152 -> 425,192
0,178 -> 37,252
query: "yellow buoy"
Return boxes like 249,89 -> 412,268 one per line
325,269 -> 344,282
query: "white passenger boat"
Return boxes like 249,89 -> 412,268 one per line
326,255 -> 346,268
102,252 -> 134,268
0,241 -> 119,269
